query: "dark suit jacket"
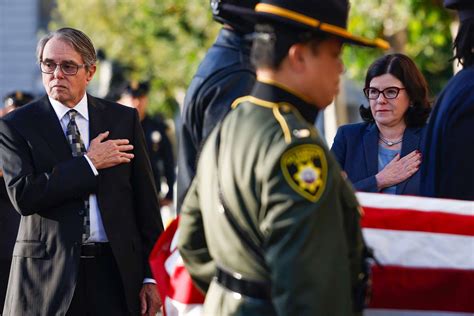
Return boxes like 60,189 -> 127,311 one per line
331,122 -> 425,195
0,179 -> 19,309
0,95 -> 163,315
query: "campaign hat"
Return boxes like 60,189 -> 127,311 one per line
225,0 -> 389,49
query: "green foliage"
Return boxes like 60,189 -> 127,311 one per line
51,1 -> 455,113
343,0 -> 454,97
50,0 -> 219,117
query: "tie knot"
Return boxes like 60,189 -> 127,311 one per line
68,109 -> 78,121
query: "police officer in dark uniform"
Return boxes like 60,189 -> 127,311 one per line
178,1 -> 388,315
176,0 -> 257,211
421,0 -> 474,200
0,91 -> 32,308
119,82 -> 175,205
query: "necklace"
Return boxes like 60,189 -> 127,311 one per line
379,135 -> 402,146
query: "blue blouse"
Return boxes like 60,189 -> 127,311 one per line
378,146 -> 400,194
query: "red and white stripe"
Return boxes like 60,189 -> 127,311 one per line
358,192 -> 474,316
149,217 -> 204,316
150,193 -> 474,315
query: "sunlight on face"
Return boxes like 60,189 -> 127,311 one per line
369,73 -> 410,128
41,37 -> 95,108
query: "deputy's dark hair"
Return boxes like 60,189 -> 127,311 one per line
452,18 -> 474,67
251,23 -> 329,70
360,53 -> 431,127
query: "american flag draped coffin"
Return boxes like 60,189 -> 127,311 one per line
150,193 -> 474,316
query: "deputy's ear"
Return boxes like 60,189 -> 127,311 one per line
287,43 -> 306,73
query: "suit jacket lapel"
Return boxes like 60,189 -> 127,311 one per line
363,124 -> 379,179
396,127 -> 421,194
87,95 -> 106,142
35,96 -> 72,161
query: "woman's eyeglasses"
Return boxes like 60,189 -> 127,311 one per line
363,87 -> 405,100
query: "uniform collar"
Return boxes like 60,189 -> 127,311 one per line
251,79 -> 319,124
215,27 -> 249,49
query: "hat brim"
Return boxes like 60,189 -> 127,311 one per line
223,3 -> 389,50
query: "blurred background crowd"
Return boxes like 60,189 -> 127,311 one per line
0,0 -> 458,145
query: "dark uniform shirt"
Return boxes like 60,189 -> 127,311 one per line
178,81 -> 364,315
176,27 -> 256,211
141,115 -> 175,200
421,65 -> 474,200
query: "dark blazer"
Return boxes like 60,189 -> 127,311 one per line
421,66 -> 474,200
331,122 -> 425,195
0,180 -> 19,309
0,95 -> 163,315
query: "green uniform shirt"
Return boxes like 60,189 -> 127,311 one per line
178,81 -> 364,315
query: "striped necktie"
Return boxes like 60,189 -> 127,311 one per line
66,109 -> 90,242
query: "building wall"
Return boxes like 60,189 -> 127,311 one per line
0,0 -> 40,106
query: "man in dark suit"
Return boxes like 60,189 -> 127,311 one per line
0,27 -> 163,315
176,0 -> 257,211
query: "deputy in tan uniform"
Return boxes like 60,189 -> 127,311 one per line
178,0 -> 388,315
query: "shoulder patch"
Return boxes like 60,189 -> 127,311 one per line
281,144 -> 327,202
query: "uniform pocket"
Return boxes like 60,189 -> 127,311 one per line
13,241 -> 47,258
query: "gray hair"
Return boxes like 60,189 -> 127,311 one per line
36,27 -> 97,67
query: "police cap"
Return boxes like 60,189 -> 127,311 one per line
3,91 -> 34,108
210,0 -> 258,33
227,0 -> 389,49
123,81 -> 150,98
444,0 -> 474,21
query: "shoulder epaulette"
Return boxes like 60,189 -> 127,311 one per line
231,96 -> 317,144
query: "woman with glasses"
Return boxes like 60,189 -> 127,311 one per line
331,54 -> 431,195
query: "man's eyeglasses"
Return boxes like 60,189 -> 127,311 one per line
363,87 -> 406,100
40,61 -> 87,76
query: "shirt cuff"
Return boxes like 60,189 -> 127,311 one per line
143,278 -> 156,284
84,155 -> 99,176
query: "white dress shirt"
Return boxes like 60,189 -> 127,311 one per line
49,94 -> 108,243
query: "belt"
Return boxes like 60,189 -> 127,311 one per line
216,266 -> 271,300
80,242 -> 112,258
